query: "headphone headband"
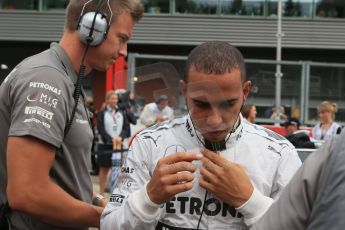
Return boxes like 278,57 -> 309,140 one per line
77,0 -> 113,46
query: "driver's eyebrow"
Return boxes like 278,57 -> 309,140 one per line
118,32 -> 130,42
223,99 -> 238,105
192,98 -> 238,106
191,99 -> 211,108
192,98 -> 209,104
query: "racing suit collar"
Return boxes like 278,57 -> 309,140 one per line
185,114 -> 244,148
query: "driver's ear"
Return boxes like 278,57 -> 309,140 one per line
243,80 -> 251,100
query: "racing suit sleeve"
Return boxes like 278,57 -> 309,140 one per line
101,135 -> 162,230
235,187 -> 274,226
237,145 -> 302,226
270,147 -> 302,200
251,138 -> 335,230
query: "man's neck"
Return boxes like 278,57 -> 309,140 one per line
60,32 -> 92,74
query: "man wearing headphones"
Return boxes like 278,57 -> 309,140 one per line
102,41 -> 302,229
139,94 -> 174,127
0,0 -> 143,229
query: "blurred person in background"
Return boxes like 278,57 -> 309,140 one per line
312,101 -> 341,141
86,96 -> 100,176
116,90 -> 137,139
285,117 -> 315,149
97,91 -> 126,195
270,105 -> 288,122
139,94 -> 174,127
241,104 -> 257,123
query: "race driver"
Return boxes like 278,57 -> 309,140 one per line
101,41 -> 302,229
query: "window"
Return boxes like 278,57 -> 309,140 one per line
220,0 -> 265,16
0,0 -> 37,10
41,0 -> 68,11
315,0 -> 344,18
175,0 -> 218,15
143,0 -> 170,14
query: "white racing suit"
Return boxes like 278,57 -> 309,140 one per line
101,115 -> 302,230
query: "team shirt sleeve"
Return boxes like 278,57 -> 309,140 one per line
8,66 -> 73,148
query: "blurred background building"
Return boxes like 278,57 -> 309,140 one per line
0,0 -> 344,125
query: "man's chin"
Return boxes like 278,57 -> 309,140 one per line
203,131 -> 228,142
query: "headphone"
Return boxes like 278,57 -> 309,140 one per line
65,0 -> 113,135
77,0 -> 113,46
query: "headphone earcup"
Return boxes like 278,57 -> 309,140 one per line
78,11 -> 108,46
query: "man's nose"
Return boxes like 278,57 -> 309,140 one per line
206,108 -> 223,127
119,43 -> 128,57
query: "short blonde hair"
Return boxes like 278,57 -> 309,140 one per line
65,0 -> 144,31
105,90 -> 117,101
317,101 -> 338,119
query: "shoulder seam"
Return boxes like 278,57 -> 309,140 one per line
244,124 -> 293,147
139,117 -> 185,135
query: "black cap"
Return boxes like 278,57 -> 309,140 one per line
284,117 -> 301,128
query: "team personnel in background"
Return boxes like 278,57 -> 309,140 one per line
269,105 -> 288,122
139,94 -> 174,127
116,90 -> 138,139
312,101 -> 341,141
0,0 -> 143,229
97,91 -> 125,195
101,41 -> 301,229
241,103 -> 257,123
284,117 -> 315,149
252,130 -> 345,230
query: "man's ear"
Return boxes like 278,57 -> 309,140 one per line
243,80 -> 251,101
180,80 -> 187,100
